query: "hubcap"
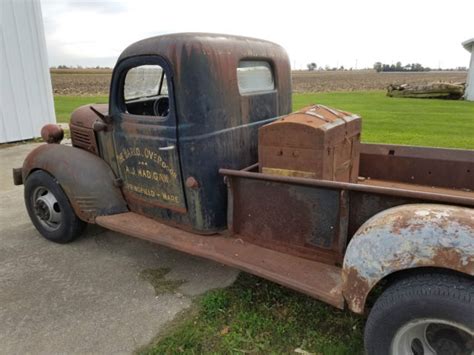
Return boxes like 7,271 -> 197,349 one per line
391,319 -> 474,355
32,187 -> 62,231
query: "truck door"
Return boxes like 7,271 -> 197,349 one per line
109,56 -> 186,215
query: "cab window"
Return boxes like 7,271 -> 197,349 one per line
123,64 -> 169,117
237,61 -> 274,94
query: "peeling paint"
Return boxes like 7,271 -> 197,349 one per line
342,203 -> 474,314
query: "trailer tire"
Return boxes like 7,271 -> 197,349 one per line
364,270 -> 474,355
25,170 -> 86,243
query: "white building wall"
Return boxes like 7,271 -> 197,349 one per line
0,0 -> 55,143
466,46 -> 474,101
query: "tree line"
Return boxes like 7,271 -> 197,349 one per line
305,61 -> 467,72
51,65 -> 112,69
373,62 -> 432,72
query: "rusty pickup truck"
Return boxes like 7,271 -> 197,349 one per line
14,33 -> 473,354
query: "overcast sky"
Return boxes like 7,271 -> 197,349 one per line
41,0 -> 473,70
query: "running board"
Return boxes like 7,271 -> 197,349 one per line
96,212 -> 344,309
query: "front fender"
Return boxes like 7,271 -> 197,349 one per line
342,203 -> 474,314
23,144 -> 128,222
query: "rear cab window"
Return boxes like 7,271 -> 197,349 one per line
237,61 -> 274,95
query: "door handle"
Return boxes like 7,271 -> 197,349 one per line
158,145 -> 175,151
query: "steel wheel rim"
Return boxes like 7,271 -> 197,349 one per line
32,186 -> 62,232
391,318 -> 474,355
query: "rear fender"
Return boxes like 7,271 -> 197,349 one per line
22,144 -> 128,222
342,204 -> 474,314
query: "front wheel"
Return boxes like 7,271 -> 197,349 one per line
24,170 -> 86,243
365,271 -> 474,355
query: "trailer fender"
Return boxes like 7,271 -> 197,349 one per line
342,203 -> 474,314
22,144 -> 128,223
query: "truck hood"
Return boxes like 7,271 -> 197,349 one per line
70,104 -> 108,129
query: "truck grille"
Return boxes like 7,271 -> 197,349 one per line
70,125 -> 99,155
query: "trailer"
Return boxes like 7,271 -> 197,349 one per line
13,33 -> 473,354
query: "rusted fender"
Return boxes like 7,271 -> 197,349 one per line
342,203 -> 474,314
22,144 -> 128,223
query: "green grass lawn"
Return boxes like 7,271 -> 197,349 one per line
55,91 -> 474,149
54,95 -> 108,123
139,274 -> 364,355
293,91 -> 474,149
53,92 -> 473,354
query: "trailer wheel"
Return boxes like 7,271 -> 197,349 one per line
364,271 -> 474,355
25,170 -> 86,243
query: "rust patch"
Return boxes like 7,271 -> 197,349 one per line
228,175 -> 341,264
22,144 -> 128,222
69,104 -> 108,155
390,211 -> 425,235
342,266 -> 370,314
185,176 -> 199,189
431,247 -> 474,274
40,124 -> 64,144
390,215 -> 407,235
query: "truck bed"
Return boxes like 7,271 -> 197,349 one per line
359,143 -> 474,192
220,143 -> 474,266
361,178 -> 474,200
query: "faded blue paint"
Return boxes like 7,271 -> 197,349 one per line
342,203 -> 474,313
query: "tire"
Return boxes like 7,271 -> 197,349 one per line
365,270 -> 474,355
24,170 -> 86,243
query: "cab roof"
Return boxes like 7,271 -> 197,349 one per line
117,32 -> 288,64
114,32 -> 292,135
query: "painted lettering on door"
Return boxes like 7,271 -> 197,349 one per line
117,146 -> 183,207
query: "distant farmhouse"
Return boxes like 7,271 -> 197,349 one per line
463,38 -> 474,101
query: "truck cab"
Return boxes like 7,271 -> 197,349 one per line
69,33 -> 291,233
